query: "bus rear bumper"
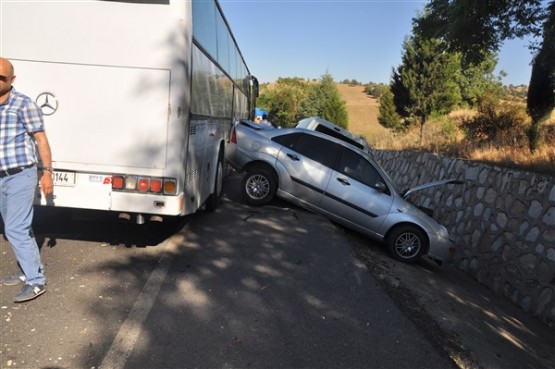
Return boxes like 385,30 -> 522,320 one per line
36,186 -> 185,217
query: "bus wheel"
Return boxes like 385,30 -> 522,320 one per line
205,158 -> 223,212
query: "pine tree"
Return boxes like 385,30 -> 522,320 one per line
378,88 -> 404,132
394,36 -> 461,143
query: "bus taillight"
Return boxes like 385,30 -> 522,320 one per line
163,179 -> 177,195
150,178 -> 163,193
138,178 -> 149,192
112,175 -> 176,195
125,176 -> 138,190
112,176 -> 124,190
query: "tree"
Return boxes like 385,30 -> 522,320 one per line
527,2 -> 555,151
378,88 -> 404,132
311,73 -> 348,128
257,74 -> 349,129
455,52 -> 503,107
414,0 -> 546,65
393,36 -> 462,143
414,0 -> 554,149
364,83 -> 388,99
260,77 -> 309,128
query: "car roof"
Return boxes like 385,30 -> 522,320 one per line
295,116 -> 370,152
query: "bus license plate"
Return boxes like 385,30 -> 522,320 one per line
52,171 -> 75,186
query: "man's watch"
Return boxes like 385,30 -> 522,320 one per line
42,167 -> 53,173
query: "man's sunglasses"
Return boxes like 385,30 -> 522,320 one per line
0,75 -> 11,82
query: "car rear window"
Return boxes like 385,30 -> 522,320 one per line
314,125 -> 366,151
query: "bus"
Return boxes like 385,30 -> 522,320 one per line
1,0 -> 258,223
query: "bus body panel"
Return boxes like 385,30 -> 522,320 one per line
10,61 -> 171,171
2,0 -> 255,219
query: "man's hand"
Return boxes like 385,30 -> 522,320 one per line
40,171 -> 54,196
32,131 -> 54,196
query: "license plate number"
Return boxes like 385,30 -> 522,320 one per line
52,171 -> 75,186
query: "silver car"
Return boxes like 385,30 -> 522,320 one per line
226,120 -> 457,264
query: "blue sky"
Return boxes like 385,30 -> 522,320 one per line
220,0 -> 536,86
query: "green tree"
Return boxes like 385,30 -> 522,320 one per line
261,77 -> 309,128
311,73 -> 348,128
456,52 -> 503,107
364,83 -> 388,99
414,0 -> 554,149
527,2 -> 555,151
257,74 -> 348,129
414,0 -> 546,65
378,88 -> 404,132
394,36 -> 462,143
390,68 -> 411,118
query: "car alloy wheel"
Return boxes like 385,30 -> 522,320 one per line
387,225 -> 427,263
241,167 -> 277,206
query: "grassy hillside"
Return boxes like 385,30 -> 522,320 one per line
337,83 -> 555,175
336,84 -> 390,145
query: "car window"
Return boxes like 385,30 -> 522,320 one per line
274,133 -> 339,168
336,148 -> 387,192
272,132 -> 302,149
294,134 -> 339,168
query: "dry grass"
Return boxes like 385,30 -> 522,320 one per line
337,83 -> 555,175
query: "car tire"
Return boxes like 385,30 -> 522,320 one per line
205,157 -> 223,212
241,166 -> 277,206
387,225 -> 427,263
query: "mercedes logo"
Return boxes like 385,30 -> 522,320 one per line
36,92 -> 59,116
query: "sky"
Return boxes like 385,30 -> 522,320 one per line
219,0 -> 537,86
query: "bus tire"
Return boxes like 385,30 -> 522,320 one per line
205,158 -> 223,212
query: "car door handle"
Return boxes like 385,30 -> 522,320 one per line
287,153 -> 300,161
337,177 -> 350,186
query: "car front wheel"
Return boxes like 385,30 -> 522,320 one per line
387,225 -> 427,263
241,167 -> 277,206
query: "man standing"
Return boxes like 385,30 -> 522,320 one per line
0,57 -> 53,302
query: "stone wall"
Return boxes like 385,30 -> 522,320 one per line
371,150 -> 555,326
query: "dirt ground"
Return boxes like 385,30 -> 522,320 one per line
341,226 -> 555,369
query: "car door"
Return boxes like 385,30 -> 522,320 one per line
274,133 -> 338,207
320,146 -> 394,237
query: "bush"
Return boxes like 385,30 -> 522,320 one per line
463,96 -> 530,147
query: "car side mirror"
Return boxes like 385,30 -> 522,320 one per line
375,182 -> 387,193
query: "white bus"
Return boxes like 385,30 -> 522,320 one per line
1,0 -> 258,223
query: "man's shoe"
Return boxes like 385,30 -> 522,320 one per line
14,284 -> 46,303
2,272 -> 26,286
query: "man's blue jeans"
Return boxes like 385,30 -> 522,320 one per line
0,166 -> 46,285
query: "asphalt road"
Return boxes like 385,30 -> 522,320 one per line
1,174 -> 457,369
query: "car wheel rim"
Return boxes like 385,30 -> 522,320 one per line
394,232 -> 421,259
246,174 -> 270,200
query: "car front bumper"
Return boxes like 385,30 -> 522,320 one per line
427,234 -> 456,263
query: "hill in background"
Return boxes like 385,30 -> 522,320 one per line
336,84 -> 390,145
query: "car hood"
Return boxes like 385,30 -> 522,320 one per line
401,179 -> 464,199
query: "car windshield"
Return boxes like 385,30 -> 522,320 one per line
359,151 -> 399,194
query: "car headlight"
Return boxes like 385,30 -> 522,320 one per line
437,225 -> 450,239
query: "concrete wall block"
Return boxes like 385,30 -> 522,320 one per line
372,149 -> 555,325
535,287 -> 553,316
542,207 -> 555,226
528,200 -> 544,219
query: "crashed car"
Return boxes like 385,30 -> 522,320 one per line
225,120 -> 457,264
296,116 -> 370,153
